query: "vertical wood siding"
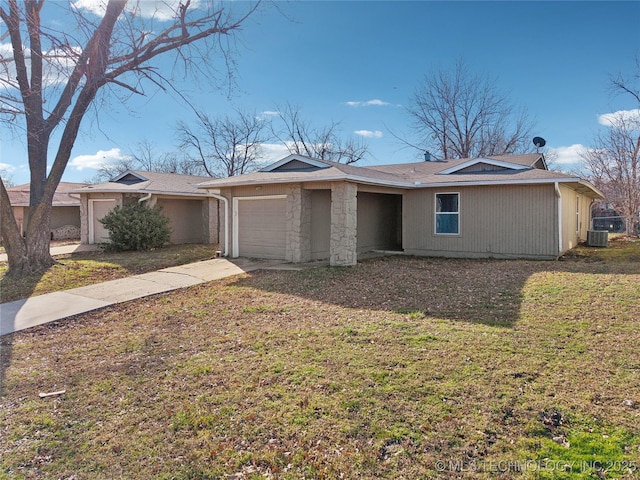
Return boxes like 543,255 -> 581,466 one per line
558,185 -> 594,253
357,192 -> 402,253
403,184 -> 557,259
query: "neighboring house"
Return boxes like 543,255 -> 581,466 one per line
198,153 -> 603,266
5,182 -> 87,240
74,170 -> 219,245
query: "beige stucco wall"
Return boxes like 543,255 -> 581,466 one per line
155,198 -> 204,244
50,206 -> 81,230
403,184 -> 558,259
11,206 -> 26,236
310,190 -> 331,260
10,205 -> 80,237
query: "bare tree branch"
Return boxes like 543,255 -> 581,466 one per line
0,0 -> 263,275
272,103 -> 368,164
407,59 -> 534,160
585,56 -> 640,236
177,109 -> 269,177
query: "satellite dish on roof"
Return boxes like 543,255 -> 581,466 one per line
533,136 -> 546,149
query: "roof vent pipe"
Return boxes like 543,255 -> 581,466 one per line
424,151 -> 431,162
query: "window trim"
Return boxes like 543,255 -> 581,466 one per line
576,194 -> 580,233
434,191 -> 460,236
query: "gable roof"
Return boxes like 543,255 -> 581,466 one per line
7,182 -> 87,207
74,170 -> 213,197
197,154 -> 603,198
436,157 -> 531,175
261,154 -> 332,172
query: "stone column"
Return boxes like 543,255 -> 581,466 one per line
330,182 -> 357,266
285,184 -> 311,263
79,195 -> 89,244
202,197 -> 219,244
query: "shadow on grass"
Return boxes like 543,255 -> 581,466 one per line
0,267 -> 47,396
231,250 -> 640,329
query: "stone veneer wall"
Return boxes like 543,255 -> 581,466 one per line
285,184 -> 311,263
330,182 -> 357,266
203,197 -> 219,244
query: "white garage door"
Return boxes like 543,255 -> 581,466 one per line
236,196 -> 286,259
90,199 -> 116,244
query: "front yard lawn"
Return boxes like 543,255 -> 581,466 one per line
1,239 -> 639,478
0,244 -> 218,303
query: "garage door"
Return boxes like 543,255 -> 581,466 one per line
236,196 -> 286,259
90,199 -> 116,244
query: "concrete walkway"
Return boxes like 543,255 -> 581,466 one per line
0,257 -> 287,336
0,243 -> 100,262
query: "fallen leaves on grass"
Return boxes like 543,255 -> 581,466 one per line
1,250 -> 639,479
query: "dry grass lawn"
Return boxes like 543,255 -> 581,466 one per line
1,238 -> 639,479
0,244 -> 219,303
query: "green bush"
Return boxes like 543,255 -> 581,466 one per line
99,203 -> 171,252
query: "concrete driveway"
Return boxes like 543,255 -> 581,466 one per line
0,257 -> 286,336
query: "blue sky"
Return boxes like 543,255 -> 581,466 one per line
1,0 -> 639,185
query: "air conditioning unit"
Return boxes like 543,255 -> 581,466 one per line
587,230 -> 609,247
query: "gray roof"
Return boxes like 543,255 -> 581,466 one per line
197,154 -> 603,198
74,170 -> 213,197
8,182 -> 87,206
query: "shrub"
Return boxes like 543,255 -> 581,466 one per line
99,203 -> 171,252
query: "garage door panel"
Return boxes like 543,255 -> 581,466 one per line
237,197 -> 286,259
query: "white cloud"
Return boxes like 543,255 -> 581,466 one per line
345,99 -> 391,107
0,42 -> 81,88
69,148 -> 131,171
354,130 -> 383,138
0,162 -> 16,173
598,109 -> 640,127
0,43 -> 12,57
548,144 -> 588,165
72,0 -> 199,21
255,143 -> 291,164
260,110 -> 281,117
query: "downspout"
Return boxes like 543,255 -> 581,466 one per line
138,192 -> 152,203
207,192 -> 229,257
554,182 -> 562,256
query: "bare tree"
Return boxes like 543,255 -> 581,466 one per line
583,59 -> 640,236
177,109 -> 268,178
0,0 -> 261,276
0,166 -> 15,187
273,103 -> 368,164
88,158 -> 136,183
407,60 -> 534,160
87,139 -> 201,183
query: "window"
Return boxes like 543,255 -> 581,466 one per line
435,193 -> 459,235
576,195 -> 580,232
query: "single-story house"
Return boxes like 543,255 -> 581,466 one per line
5,182 -> 87,240
197,153 -> 603,266
74,170 -> 219,245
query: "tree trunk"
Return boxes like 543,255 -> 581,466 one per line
24,201 -> 55,273
1,178 -> 54,277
